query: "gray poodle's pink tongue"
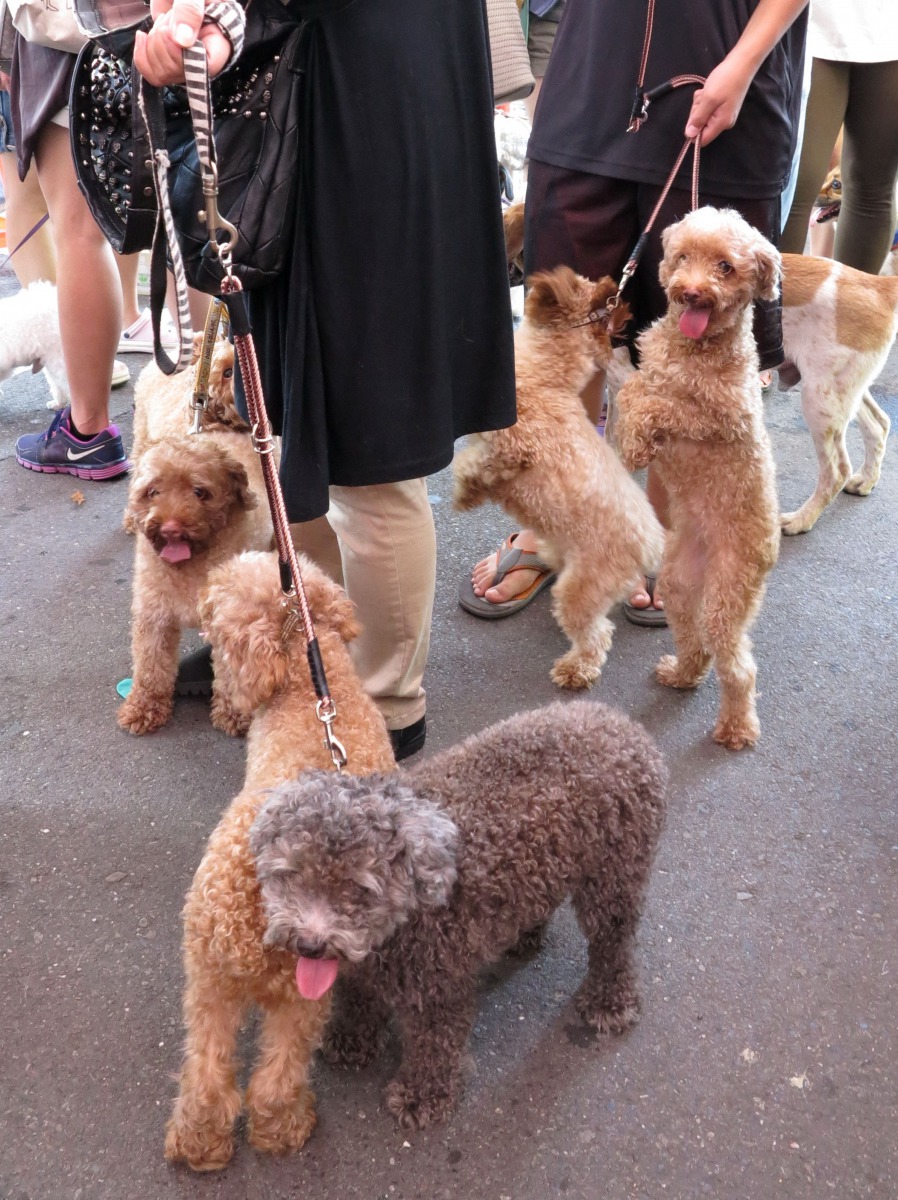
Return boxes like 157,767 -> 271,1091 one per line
295,957 -> 339,1000
679,306 -> 711,339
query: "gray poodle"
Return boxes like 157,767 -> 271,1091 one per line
249,700 -> 667,1130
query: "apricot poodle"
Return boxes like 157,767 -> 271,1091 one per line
118,433 -> 274,736
165,550 -> 395,1171
614,207 -> 781,750
130,334 -> 246,463
250,699 -> 667,1130
453,267 -> 664,688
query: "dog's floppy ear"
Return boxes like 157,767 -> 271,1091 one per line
223,456 -> 258,512
503,202 -> 525,265
295,554 -> 361,643
524,266 -> 587,327
394,793 -> 458,910
658,222 -> 683,290
199,554 -> 291,712
750,237 -> 782,303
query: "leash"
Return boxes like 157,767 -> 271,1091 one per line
0,212 -> 50,274
151,42 -> 347,771
604,0 -> 706,316
189,297 -> 228,433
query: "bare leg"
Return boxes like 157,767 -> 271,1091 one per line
629,465 -> 668,612
0,151 -> 56,285
32,123 -> 120,435
115,252 -> 143,328
165,970 -> 247,1172
244,989 -> 328,1155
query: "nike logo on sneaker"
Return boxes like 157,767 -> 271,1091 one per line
66,444 -> 107,461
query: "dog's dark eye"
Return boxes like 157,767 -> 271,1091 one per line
223,368 -> 233,380
146,486 -> 158,499
677,254 -> 687,264
194,486 -> 211,501
718,260 -> 733,275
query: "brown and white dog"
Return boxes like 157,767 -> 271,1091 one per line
778,254 -> 894,534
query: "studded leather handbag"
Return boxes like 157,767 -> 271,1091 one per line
70,0 -> 307,291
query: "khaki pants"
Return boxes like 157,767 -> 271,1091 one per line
291,478 -> 435,731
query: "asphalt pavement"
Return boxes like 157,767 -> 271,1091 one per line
1,266 -> 896,1200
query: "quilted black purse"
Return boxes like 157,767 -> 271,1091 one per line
70,0 -> 307,292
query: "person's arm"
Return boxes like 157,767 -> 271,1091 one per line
684,0 -> 808,147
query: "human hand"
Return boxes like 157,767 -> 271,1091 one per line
134,0 -> 232,85
684,55 -> 754,147
0,69 -> 11,91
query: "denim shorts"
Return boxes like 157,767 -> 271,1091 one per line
0,89 -> 14,153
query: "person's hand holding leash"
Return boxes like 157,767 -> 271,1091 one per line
134,0 -> 232,84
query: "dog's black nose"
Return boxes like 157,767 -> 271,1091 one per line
295,940 -> 327,959
681,289 -> 702,305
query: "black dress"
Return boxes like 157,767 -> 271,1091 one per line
244,0 -> 517,521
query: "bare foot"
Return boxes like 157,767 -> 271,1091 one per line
470,531 -> 543,605
627,576 -> 664,613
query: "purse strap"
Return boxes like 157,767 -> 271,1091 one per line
140,38 -> 348,771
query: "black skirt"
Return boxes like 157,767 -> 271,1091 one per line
242,0 -> 517,521
9,35 -> 76,178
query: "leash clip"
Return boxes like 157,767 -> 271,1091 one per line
627,86 -> 649,132
317,698 -> 348,772
199,162 -> 239,263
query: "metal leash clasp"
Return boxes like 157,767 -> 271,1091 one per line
198,161 -> 239,269
317,698 -> 348,771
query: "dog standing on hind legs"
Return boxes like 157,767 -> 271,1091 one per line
615,207 -> 781,750
453,266 -> 664,689
164,551 -> 396,1170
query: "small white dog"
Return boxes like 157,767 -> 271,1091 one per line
0,281 -> 69,410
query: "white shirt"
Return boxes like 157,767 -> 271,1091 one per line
808,0 -> 898,63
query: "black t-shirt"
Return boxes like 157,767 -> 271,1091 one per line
527,0 -> 808,200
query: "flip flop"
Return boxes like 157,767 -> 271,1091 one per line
623,574 -> 668,627
458,534 -> 557,619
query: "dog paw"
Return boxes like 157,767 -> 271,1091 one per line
843,472 -> 876,496
575,977 -> 641,1035
655,654 -> 706,689
712,716 -> 759,751
551,655 -> 600,690
246,1091 -> 317,1156
164,1117 -> 235,1172
384,1079 -> 454,1130
118,694 -> 172,735
210,698 -> 250,738
779,510 -> 813,536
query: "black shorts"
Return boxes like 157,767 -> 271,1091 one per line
524,160 -> 784,370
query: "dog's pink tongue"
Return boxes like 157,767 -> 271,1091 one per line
160,541 -> 192,563
295,956 -> 339,1000
679,306 -> 712,340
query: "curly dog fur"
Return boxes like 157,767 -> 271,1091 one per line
164,550 -> 395,1171
118,434 -> 274,736
130,334 -> 247,464
614,207 -> 781,750
453,266 -> 664,688
250,699 -> 667,1130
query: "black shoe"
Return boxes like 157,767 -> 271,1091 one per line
390,716 -> 426,761
175,644 -> 214,697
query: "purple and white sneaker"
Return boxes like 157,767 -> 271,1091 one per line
15,406 -> 130,480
